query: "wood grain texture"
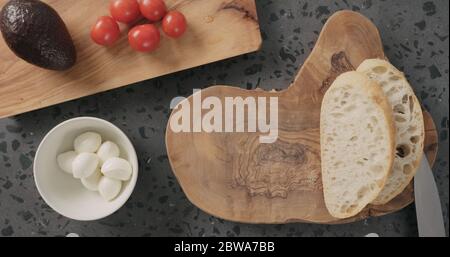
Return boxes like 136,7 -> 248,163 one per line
165,11 -> 439,224
0,0 -> 261,118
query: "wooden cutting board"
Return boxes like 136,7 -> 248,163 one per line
0,0 -> 261,118
165,11 -> 439,224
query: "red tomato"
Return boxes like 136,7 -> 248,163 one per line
110,0 -> 141,23
128,24 -> 160,52
91,16 -> 121,46
162,11 -> 187,38
139,0 -> 166,22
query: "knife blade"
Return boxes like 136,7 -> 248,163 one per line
414,155 -> 446,237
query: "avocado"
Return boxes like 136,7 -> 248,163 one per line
0,0 -> 76,71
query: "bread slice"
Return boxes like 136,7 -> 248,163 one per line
357,59 -> 425,205
321,71 -> 395,219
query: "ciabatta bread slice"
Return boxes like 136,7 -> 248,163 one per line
357,59 -> 425,205
321,71 -> 395,219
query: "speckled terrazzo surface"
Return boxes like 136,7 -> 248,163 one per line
0,0 -> 448,237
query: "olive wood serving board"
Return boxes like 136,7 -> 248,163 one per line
165,11 -> 438,224
0,0 -> 261,118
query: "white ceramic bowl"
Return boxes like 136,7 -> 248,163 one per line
34,117 -> 138,221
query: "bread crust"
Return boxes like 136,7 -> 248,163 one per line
357,59 -> 425,205
367,77 -> 397,182
320,71 -> 395,218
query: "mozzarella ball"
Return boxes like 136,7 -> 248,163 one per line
101,157 -> 132,181
57,151 -> 77,174
72,153 -> 99,179
81,168 -> 102,191
74,132 -> 102,153
97,141 -> 120,163
98,177 -> 122,201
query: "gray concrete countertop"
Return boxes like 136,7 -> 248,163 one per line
0,0 -> 448,237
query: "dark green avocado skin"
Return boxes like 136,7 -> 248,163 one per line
0,0 -> 76,71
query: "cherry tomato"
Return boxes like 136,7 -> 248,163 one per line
128,24 -> 160,52
110,0 -> 141,23
139,0 -> 166,22
91,16 -> 121,46
162,11 -> 187,38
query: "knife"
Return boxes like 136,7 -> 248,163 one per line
414,155 -> 446,237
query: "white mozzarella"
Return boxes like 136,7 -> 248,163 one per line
98,177 -> 122,201
57,151 -> 77,174
74,132 -> 102,153
97,141 -> 120,163
72,153 -> 99,179
81,168 -> 102,191
101,157 -> 132,181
